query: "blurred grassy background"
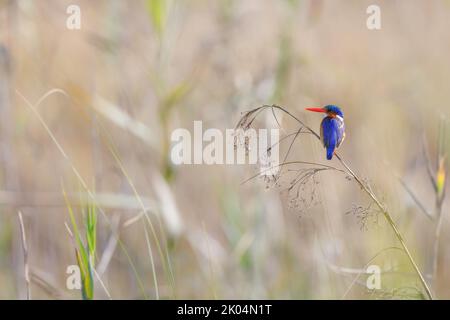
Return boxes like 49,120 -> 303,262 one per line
0,0 -> 449,299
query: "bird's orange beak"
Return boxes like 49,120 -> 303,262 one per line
305,107 -> 326,113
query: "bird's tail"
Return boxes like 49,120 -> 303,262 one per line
326,146 -> 335,160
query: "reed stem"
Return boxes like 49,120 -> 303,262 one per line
251,105 -> 434,300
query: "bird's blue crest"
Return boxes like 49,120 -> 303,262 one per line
324,105 -> 344,118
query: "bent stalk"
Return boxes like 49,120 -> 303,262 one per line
241,104 -> 433,300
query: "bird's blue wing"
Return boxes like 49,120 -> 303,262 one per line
320,117 -> 340,160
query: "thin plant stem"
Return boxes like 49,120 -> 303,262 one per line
431,119 -> 447,295
335,154 -> 433,300
16,89 -> 149,299
17,211 -> 31,300
397,176 -> 433,221
431,205 -> 444,294
241,104 -> 434,300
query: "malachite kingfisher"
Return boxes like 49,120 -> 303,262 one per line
305,105 -> 345,160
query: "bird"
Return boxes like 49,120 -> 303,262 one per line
305,105 -> 345,160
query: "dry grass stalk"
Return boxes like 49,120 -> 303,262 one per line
17,211 -> 31,300
237,104 -> 434,300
